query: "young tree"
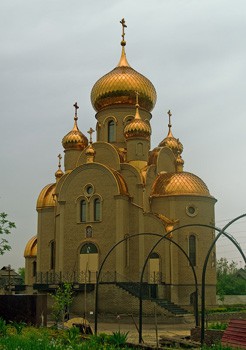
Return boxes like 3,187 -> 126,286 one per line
51,283 -> 73,327
0,212 -> 16,255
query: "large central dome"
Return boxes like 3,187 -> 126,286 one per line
91,40 -> 157,113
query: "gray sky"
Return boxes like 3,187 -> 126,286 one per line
1,0 -> 246,270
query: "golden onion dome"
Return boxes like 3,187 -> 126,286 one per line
62,104 -> 88,150
159,111 -> 183,156
91,22 -> 157,112
151,172 -> 210,197
176,152 -> 184,166
159,132 -> 183,156
55,154 -> 64,180
55,168 -> 64,180
36,183 -> 56,209
124,100 -> 151,140
24,236 -> 37,258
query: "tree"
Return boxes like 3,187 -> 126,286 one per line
0,213 -> 16,255
216,258 -> 246,297
51,283 -> 73,327
18,267 -> 25,285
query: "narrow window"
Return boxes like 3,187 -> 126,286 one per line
94,198 -> 100,221
50,241 -> 55,270
189,235 -> 196,266
80,200 -> 86,222
32,261 -> 37,277
108,120 -> 115,142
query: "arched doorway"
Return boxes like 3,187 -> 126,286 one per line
148,252 -> 160,298
79,243 -> 98,283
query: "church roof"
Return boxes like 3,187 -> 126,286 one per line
24,235 -> 37,257
36,183 -> 56,209
91,19 -> 156,113
151,171 -> 211,197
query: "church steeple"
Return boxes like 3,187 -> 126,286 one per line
55,154 -> 64,182
117,18 -> 131,67
62,103 -> 88,172
158,110 -> 183,157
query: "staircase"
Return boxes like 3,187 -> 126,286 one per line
116,282 -> 150,299
116,282 -> 189,315
154,299 -> 189,315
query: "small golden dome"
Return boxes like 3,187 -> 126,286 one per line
24,236 -> 37,258
85,143 -> 96,156
91,21 -> 156,112
151,172 -> 210,197
176,152 -> 184,166
159,132 -> 183,156
62,103 -> 88,150
55,168 -> 64,179
36,183 -> 56,209
159,110 -> 183,156
55,154 -> 64,180
124,98 -> 151,140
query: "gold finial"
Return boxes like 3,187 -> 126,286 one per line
87,127 -> 95,144
135,91 -> 140,107
58,154 -> 62,169
120,18 -> 127,46
73,102 -> 79,120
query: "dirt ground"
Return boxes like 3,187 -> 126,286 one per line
70,314 -> 196,346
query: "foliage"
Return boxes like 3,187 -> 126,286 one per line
216,258 -> 246,296
0,325 -> 132,349
10,320 -> 26,334
51,283 -> 73,327
202,344 -> 234,350
0,212 -> 16,255
207,322 -> 228,330
0,317 -> 8,336
18,267 -> 25,285
109,331 -> 129,346
207,305 -> 246,313
66,326 -> 81,345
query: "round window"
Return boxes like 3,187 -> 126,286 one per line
186,205 -> 198,217
84,184 -> 94,196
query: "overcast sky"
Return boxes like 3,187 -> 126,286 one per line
1,0 -> 246,270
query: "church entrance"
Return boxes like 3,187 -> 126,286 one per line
79,243 -> 98,283
148,252 -> 161,298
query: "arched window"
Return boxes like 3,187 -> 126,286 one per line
80,243 -> 98,254
108,120 -> 115,142
94,198 -> 100,221
50,241 -> 55,270
80,200 -> 86,222
189,235 -> 196,266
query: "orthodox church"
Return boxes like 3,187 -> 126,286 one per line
24,20 -> 217,315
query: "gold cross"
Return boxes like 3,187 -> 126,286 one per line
120,18 -> 127,42
73,102 -> 79,118
167,109 -> 172,128
87,127 -> 95,143
58,154 -> 62,168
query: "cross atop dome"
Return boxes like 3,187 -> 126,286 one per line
120,18 -> 127,46
73,102 -> 79,120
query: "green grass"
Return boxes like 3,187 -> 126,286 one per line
0,321 -> 132,350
